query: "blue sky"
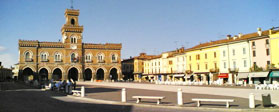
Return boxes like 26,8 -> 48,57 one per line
0,0 -> 278,68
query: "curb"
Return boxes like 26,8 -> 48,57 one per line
66,95 -> 279,112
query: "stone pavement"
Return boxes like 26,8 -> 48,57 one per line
78,81 -> 279,106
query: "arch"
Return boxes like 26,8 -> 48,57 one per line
84,68 -> 92,81
68,67 -> 79,81
109,68 -> 118,81
96,68 -> 104,80
52,68 -> 62,81
71,18 -> 75,25
22,67 -> 35,81
23,50 -> 33,61
109,66 -> 121,74
39,66 -> 51,74
39,68 -> 48,81
52,66 -> 65,74
22,66 -> 36,72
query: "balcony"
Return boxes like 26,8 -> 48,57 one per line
210,68 -> 219,73
55,60 -> 63,62
185,70 -> 193,74
252,45 -> 256,49
41,59 -> 49,62
85,60 -> 92,63
25,58 -> 33,62
228,68 -> 239,73
98,60 -> 105,63
112,60 -> 118,63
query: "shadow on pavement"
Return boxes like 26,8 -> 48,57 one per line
0,82 -> 133,112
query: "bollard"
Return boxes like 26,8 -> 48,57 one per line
177,88 -> 183,105
81,86 -> 85,97
121,88 -> 127,102
244,81 -> 247,87
249,93 -> 255,108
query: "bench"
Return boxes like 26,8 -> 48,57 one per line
132,96 -> 165,104
192,98 -> 234,108
72,90 -> 81,96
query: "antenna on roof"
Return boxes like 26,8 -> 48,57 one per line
70,0 -> 74,9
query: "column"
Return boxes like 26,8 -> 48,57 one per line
62,72 -> 67,81
48,73 -> 52,80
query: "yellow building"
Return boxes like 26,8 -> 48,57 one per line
269,27 -> 279,84
185,45 -> 219,84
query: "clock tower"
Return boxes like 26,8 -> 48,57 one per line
61,9 -> 83,49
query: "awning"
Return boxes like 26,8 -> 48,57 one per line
173,74 -> 185,77
249,72 -> 269,78
270,71 -> 279,78
237,73 -> 249,79
218,73 -> 228,78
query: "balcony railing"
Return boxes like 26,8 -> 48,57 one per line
55,60 -> 63,62
228,68 -> 239,73
25,58 -> 33,62
85,60 -> 92,63
210,68 -> 219,73
41,59 -> 49,62
98,60 -> 105,63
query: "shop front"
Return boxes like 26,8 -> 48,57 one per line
218,73 -> 229,84
269,70 -> 279,84
237,72 -> 249,85
249,72 -> 269,84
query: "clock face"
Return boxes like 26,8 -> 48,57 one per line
71,45 -> 77,49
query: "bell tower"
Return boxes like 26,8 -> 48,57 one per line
61,9 -> 83,49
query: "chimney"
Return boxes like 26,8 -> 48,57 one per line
140,53 -> 146,56
238,33 -> 243,38
226,35 -> 231,39
233,35 -> 238,40
257,27 -> 262,36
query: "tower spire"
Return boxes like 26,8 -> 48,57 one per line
70,0 -> 74,9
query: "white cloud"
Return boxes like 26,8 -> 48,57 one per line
0,53 -> 17,68
0,46 -> 6,51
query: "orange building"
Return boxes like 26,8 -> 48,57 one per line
18,9 -> 122,82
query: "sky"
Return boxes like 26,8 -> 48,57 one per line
0,0 -> 278,68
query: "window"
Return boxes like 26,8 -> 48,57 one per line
169,61 -> 173,65
111,54 -> 117,62
266,49 -> 270,56
189,56 -> 191,61
253,50 -> 256,57
214,52 -> 217,58
267,61 -> 270,65
244,60 -> 247,67
214,63 -> 217,69
189,64 -> 192,70
266,39 -> 269,45
224,62 -> 226,69
71,36 -> 77,44
196,54 -> 200,60
197,64 -> 200,70
85,54 -> 92,62
159,62 -> 160,66
97,53 -> 104,62
71,18 -> 75,25
223,50 -> 226,57
233,61 -> 236,69
252,41 -> 255,46
54,52 -> 62,62
205,53 -> 207,59
253,62 -> 257,66
25,51 -> 32,61
243,48 -> 246,54
205,64 -> 208,70
40,52 -> 48,62
232,49 -> 235,56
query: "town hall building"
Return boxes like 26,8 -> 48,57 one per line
18,8 -> 122,82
